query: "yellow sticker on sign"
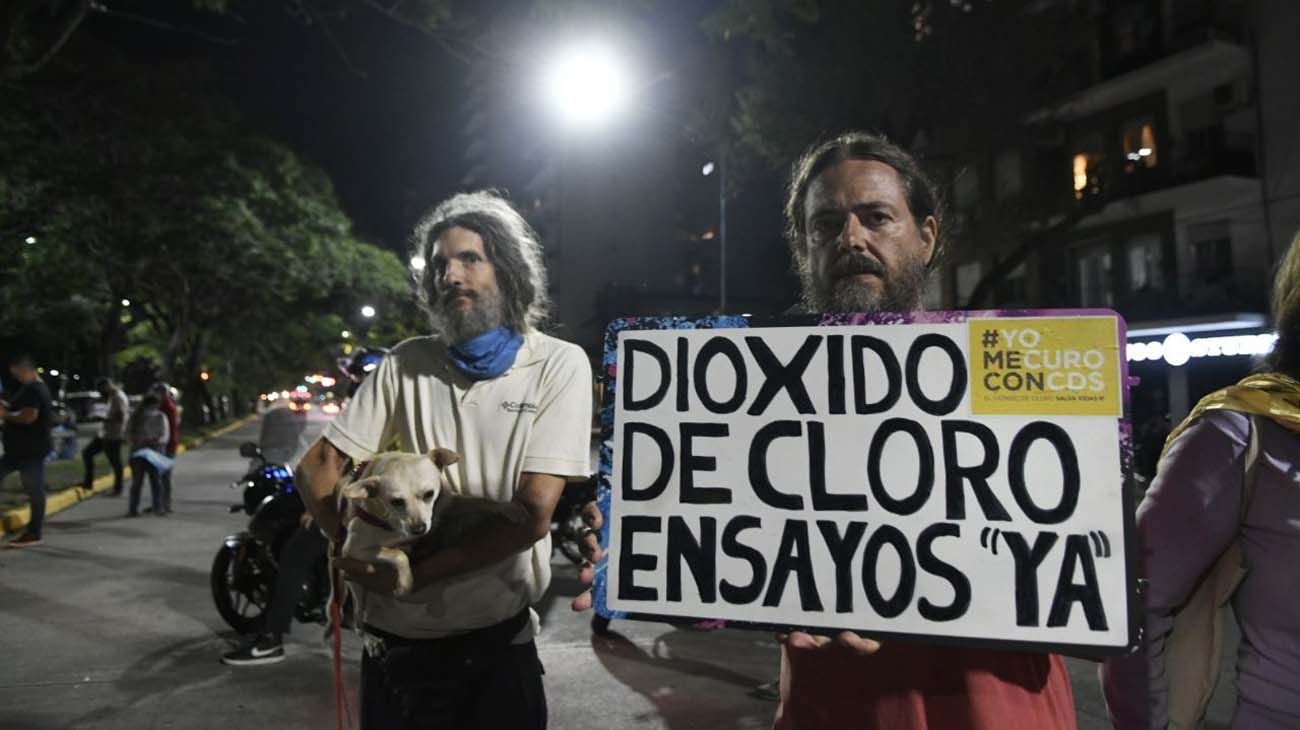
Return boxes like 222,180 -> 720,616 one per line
969,317 -> 1122,416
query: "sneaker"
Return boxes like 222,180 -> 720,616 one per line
220,634 -> 285,666
6,532 -> 43,549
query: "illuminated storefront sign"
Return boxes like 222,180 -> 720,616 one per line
1125,332 -> 1277,367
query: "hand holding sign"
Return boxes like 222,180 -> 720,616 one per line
570,502 -> 604,612
781,630 -> 882,656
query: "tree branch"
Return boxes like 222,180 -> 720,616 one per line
95,4 -> 240,46
303,0 -> 367,78
356,0 -> 478,65
1,0 -> 90,82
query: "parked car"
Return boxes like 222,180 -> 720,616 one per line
64,390 -> 108,422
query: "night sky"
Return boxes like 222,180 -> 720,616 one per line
88,2 -> 477,251
79,1 -> 798,309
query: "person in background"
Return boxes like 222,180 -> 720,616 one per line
81,377 -> 129,496
1,353 -> 54,548
153,382 -> 180,513
52,405 -> 79,461
1102,229 -> 1300,730
124,392 -> 170,518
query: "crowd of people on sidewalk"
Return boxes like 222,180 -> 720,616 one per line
0,369 -> 183,547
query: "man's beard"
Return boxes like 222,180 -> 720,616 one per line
798,250 -> 929,314
431,288 -> 505,343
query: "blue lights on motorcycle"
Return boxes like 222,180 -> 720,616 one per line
259,466 -> 293,480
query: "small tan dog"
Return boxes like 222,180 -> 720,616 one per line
325,447 -> 526,636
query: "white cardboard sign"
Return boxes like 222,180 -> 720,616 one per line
594,312 -> 1137,654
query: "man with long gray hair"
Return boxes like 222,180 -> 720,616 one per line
297,190 -> 592,729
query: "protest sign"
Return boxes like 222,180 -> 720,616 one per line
591,310 -> 1138,655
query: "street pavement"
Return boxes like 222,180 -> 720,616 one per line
0,409 -> 1237,729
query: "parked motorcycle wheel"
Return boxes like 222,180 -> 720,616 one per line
211,545 -> 273,634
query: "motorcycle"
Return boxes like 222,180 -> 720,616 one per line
212,436 -> 591,634
210,442 -> 333,634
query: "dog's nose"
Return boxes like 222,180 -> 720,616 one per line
412,522 -> 429,535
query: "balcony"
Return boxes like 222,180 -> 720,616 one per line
1073,127 -> 1255,209
1038,40 -> 1250,123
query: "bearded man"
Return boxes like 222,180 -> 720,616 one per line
577,133 -> 1078,730
298,190 -> 592,730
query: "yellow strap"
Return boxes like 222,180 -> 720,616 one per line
1161,372 -> 1300,461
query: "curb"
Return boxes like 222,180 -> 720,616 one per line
1,414 -> 261,536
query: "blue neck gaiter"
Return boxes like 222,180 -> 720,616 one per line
448,326 -> 524,381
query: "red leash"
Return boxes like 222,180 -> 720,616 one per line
331,596 -> 346,730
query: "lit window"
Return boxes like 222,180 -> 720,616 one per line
1073,154 -> 1090,197
1071,152 -> 1092,196
1122,117 -> 1158,171
1071,133 -> 1105,200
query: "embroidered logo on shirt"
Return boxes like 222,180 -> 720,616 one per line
500,401 -> 539,414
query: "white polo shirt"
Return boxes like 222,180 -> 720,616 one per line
323,330 -> 592,639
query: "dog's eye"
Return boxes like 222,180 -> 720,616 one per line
389,499 -> 405,509
422,491 -> 435,502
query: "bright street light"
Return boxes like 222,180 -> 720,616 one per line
410,255 -> 426,272
341,330 -> 351,339
50,369 -> 60,377
25,236 -> 36,245
542,42 -> 632,129
121,298 -> 131,307
360,305 -> 376,319
702,162 -> 715,177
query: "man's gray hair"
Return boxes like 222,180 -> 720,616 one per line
409,190 -> 551,333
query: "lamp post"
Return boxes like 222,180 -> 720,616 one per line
703,149 -> 727,312
540,41 -> 635,348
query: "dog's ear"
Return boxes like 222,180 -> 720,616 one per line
428,447 -> 460,470
340,476 -> 382,500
